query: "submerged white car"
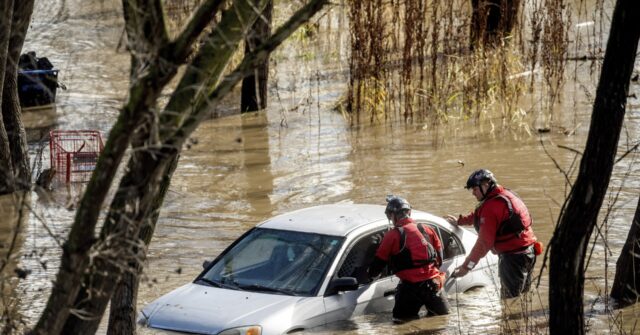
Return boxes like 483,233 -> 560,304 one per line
138,204 -> 498,335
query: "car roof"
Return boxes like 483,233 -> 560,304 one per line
257,203 -> 389,236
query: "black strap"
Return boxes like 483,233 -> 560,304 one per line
503,244 -> 534,254
396,224 -> 436,266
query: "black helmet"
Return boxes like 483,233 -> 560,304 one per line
385,195 -> 411,219
465,169 -> 497,189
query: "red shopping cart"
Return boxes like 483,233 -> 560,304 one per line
49,130 -> 104,183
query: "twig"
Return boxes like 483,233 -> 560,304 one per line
539,138 -> 573,188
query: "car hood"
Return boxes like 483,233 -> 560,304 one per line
141,283 -> 308,334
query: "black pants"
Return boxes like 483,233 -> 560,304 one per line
499,248 -> 536,298
393,278 -> 450,320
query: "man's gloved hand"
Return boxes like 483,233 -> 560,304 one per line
366,271 -> 381,284
445,215 -> 459,225
451,265 -> 470,278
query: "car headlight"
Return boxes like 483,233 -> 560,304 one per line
218,325 -> 262,335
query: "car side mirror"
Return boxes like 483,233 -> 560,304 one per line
327,277 -> 359,295
202,260 -> 211,269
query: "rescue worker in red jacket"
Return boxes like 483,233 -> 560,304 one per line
446,169 -> 538,298
368,195 -> 450,323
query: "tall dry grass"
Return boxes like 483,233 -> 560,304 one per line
343,0 -> 597,132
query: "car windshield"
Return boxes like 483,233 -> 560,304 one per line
199,228 -> 344,296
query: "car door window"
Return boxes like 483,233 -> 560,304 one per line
423,222 -> 465,260
336,229 -> 390,284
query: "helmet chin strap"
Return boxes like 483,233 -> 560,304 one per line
390,212 -> 409,226
480,182 -> 495,200
390,213 -> 399,226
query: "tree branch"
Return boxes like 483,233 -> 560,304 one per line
158,0 -> 270,139
168,0 -> 330,147
122,0 -> 170,60
165,0 -> 227,63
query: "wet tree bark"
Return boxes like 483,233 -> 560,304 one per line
548,0 -> 640,334
611,197 -> 640,306
0,0 -> 34,194
2,0 -> 33,190
106,153 -> 178,335
60,146 -> 177,335
106,1 -> 328,332
30,1 -> 175,332
107,271 -> 138,335
241,0 -> 272,112
61,0 -> 271,329
470,0 -> 520,49
50,0 -> 328,333
32,65 -> 170,335
0,1 -> 15,194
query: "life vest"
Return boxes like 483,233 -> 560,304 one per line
389,223 -> 437,272
473,189 -> 532,242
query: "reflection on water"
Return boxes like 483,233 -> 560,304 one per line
0,193 -> 32,332
6,0 -> 640,333
22,105 -> 57,143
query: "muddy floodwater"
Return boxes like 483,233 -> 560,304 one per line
2,0 -> 640,334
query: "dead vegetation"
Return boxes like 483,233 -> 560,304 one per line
342,0 -> 605,132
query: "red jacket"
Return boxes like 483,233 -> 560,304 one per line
458,185 -> 537,268
374,218 -> 443,283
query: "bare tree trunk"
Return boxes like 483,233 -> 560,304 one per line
107,271 -> 139,335
3,0 -> 33,187
29,1 -> 178,331
87,1 -> 328,332
62,146 -> 177,334
611,196 -> 640,306
241,0 -> 272,112
107,153 -> 178,335
30,71 -> 172,335
33,0 -> 328,333
548,0 -> 640,334
60,0 -> 271,332
0,1 -> 15,195
0,0 -> 33,194
470,0 -> 520,49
